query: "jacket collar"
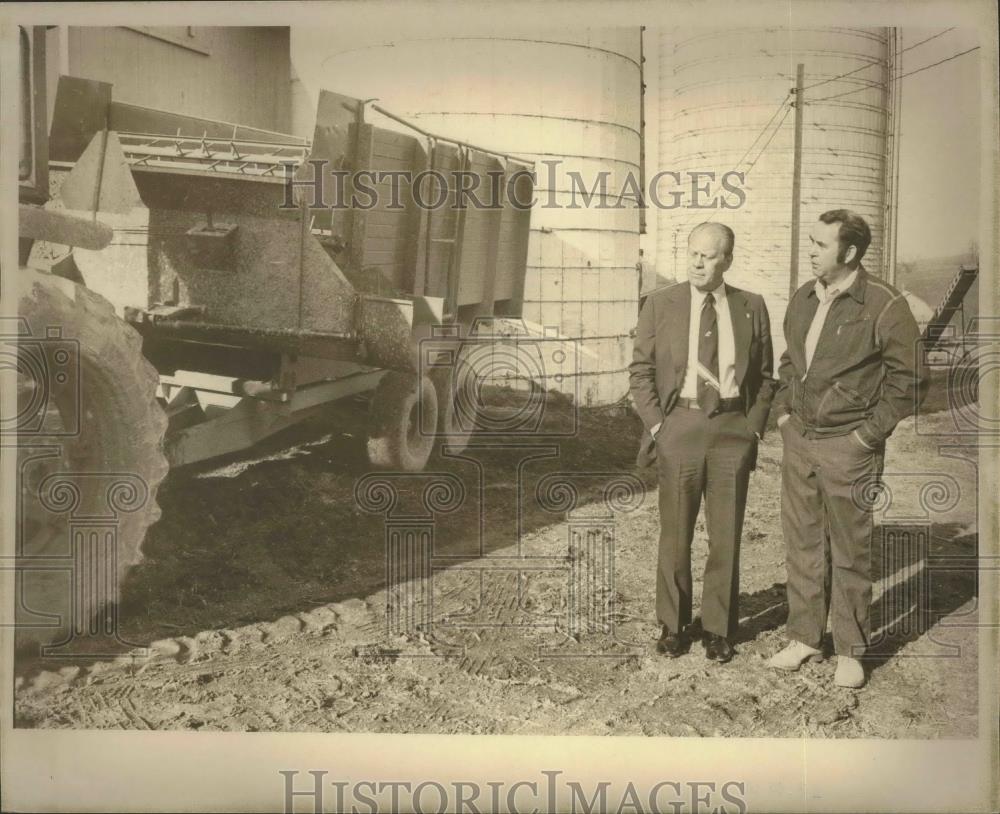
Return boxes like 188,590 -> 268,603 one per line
666,280 -> 742,303
688,280 -> 726,304
808,265 -> 867,304
663,281 -> 752,384
846,265 -> 868,303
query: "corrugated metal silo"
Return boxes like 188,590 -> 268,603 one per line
655,27 -> 890,357
290,28 -> 642,405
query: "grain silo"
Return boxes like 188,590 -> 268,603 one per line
655,28 -> 891,356
290,28 -> 642,405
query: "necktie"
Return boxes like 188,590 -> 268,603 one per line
697,292 -> 721,415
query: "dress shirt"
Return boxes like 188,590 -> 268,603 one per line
680,282 -> 739,399
804,270 -> 858,372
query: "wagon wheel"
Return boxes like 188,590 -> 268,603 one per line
366,371 -> 438,471
429,365 -> 479,455
12,270 -> 168,653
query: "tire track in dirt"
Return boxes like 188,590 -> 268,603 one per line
14,413 -> 980,737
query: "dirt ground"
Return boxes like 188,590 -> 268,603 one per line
14,392 -> 981,737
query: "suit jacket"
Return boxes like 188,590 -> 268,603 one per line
629,281 -> 776,468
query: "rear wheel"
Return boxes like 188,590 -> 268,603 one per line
430,366 -> 478,455
366,371 -> 437,471
12,269 -> 168,652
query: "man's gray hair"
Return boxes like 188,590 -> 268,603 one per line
689,222 -> 735,256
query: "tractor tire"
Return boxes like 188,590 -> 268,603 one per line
366,371 -> 437,471
430,366 -> 477,455
12,269 -> 168,652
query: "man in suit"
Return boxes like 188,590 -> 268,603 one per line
769,209 -> 923,688
630,222 -> 775,663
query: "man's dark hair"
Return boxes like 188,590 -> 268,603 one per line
818,209 -> 871,264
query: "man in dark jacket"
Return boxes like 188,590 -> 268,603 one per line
630,222 -> 775,663
769,209 -> 924,688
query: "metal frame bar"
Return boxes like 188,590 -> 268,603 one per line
114,131 -> 310,181
446,145 -> 471,314
19,27 -> 50,205
475,155 -> 505,316
116,130 -> 308,151
129,312 -> 357,360
163,369 -> 387,468
921,265 -> 979,347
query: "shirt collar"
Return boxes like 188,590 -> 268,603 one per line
690,281 -> 726,304
811,268 -> 860,304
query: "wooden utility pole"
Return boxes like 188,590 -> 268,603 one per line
788,63 -> 805,300
638,26 -> 647,236
886,28 -> 903,285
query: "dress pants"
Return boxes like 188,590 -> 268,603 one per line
779,419 -> 885,656
655,406 -> 757,639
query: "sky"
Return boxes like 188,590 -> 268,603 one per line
893,27 -> 982,262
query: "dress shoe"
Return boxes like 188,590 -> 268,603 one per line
767,640 -> 823,671
703,633 -> 734,663
834,656 -> 865,688
655,627 -> 688,657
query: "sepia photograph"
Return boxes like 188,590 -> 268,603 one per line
2,1 -> 997,812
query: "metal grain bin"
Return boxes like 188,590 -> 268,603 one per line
291,27 -> 643,406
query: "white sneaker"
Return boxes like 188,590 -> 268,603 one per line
834,656 -> 865,688
768,640 -> 823,671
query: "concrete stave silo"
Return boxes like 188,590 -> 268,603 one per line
656,27 -> 890,358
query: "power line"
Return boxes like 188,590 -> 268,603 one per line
732,92 -> 793,169
672,91 -> 793,233
899,26 -> 958,54
893,44 -> 980,81
801,27 -> 958,92
744,104 -> 793,175
809,45 -> 980,103
802,59 -> 882,92
808,83 -> 886,103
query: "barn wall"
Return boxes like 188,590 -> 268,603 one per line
62,26 -> 291,134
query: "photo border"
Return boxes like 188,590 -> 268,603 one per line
2,2 -> 997,812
